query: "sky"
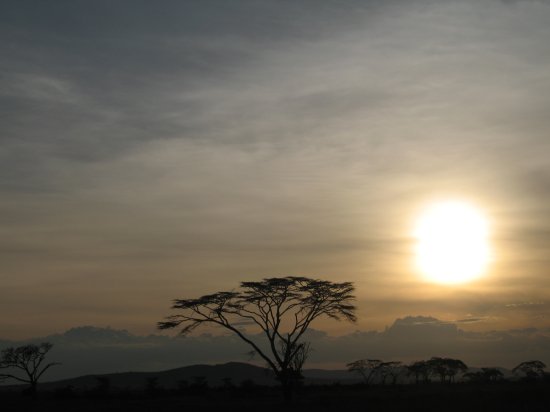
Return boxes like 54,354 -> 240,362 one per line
2,0 -> 550,368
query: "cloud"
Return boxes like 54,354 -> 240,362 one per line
2,316 -> 550,383
2,0 -> 550,339
505,302 -> 546,309
454,317 -> 489,324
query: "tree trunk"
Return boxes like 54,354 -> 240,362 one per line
25,381 -> 38,399
278,371 -> 295,403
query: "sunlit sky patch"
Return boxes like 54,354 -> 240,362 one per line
1,0 -> 550,346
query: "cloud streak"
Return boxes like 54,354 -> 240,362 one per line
1,0 -> 550,338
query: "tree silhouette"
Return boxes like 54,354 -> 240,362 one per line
407,360 -> 431,384
348,359 -> 404,385
379,361 -> 403,385
464,367 -> 503,383
512,360 -> 546,380
158,276 -> 356,401
427,357 -> 468,383
347,359 -> 384,385
481,367 -> 504,382
0,342 -> 59,396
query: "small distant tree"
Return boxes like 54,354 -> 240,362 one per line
407,360 -> 431,384
446,358 -> 468,383
481,367 -> 504,382
347,359 -> 384,385
427,357 -> 467,383
380,361 -> 403,385
158,276 -> 356,402
0,342 -> 60,396
464,367 -> 503,383
513,360 -> 546,380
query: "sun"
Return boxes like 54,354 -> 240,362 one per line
414,201 -> 490,284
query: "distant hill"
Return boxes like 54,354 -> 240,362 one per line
1,361 -> 519,392
36,362 -> 277,390
3,362 -> 358,391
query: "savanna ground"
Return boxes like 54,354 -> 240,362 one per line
2,381 -> 549,412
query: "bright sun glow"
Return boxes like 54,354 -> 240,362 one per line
414,201 -> 490,284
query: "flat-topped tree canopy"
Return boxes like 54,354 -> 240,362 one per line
158,276 -> 356,400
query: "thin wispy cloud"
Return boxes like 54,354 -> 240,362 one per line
1,0 -> 550,347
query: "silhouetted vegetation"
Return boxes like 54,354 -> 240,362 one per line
512,360 -> 546,380
464,367 -> 504,383
347,359 -> 385,385
426,357 -> 468,383
407,360 -> 431,384
1,354 -> 549,411
158,276 -> 356,401
0,342 -> 59,397
380,361 -> 404,384
348,357 -> 469,384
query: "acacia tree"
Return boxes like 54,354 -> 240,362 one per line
512,360 -> 546,380
427,357 -> 468,383
464,367 -> 503,383
480,367 -> 504,382
380,361 -> 403,385
407,360 -> 431,384
348,359 -> 404,385
347,359 -> 384,385
0,342 -> 60,396
158,276 -> 356,401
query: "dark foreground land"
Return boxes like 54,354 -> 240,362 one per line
2,381 -> 549,412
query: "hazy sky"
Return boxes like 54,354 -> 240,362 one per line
2,0 -> 550,346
